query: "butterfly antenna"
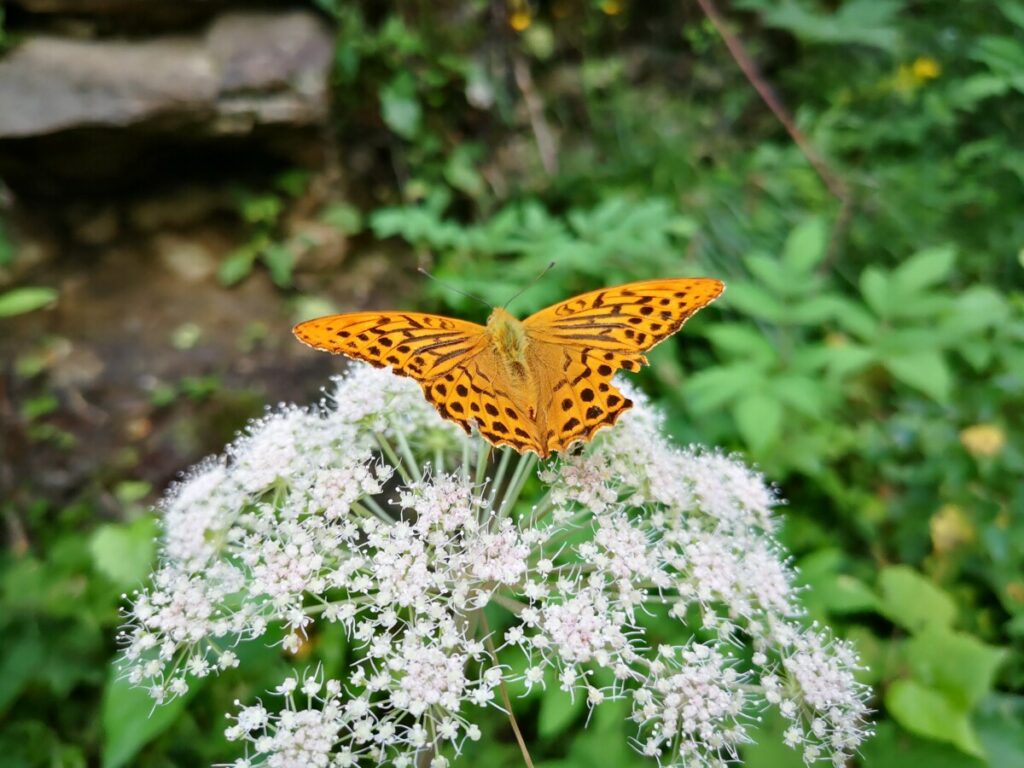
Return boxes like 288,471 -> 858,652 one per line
417,267 -> 492,308
503,261 -> 556,310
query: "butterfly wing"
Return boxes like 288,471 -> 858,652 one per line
295,311 -> 543,450
523,278 -> 724,455
294,312 -> 487,378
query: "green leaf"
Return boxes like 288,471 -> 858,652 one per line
884,350 -> 952,403
538,684 -> 586,739
860,720 -> 987,768
886,679 -> 984,757
319,202 -> 364,235
796,549 -> 879,616
893,245 -> 956,293
906,628 -> 1007,709
741,710 -> 806,768
859,266 -> 892,317
976,694 -> 1024,766
825,343 -> 877,377
997,0 -> 1024,29
722,282 -> 787,322
782,217 -> 827,273
682,364 -> 761,412
380,74 -> 422,139
877,565 -> 956,633
770,375 -> 829,419
218,247 -> 257,286
101,666 -> 196,768
262,243 -> 294,288
744,252 -> 804,297
732,392 -> 783,451
758,0 -> 903,51
704,323 -> 776,365
89,517 -> 157,589
0,632 -> 45,711
0,287 -> 58,317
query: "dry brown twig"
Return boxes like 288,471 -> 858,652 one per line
694,0 -> 853,266
694,0 -> 848,202
513,55 -> 559,177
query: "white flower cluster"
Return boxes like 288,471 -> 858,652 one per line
119,364 -> 870,767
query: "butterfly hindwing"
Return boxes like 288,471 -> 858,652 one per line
293,312 -> 487,380
533,346 -> 635,455
422,350 -> 540,454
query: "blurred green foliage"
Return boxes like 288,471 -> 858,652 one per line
3,1 -> 1024,766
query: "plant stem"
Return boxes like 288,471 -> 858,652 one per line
377,432 -> 413,484
487,447 -> 514,510
479,611 -> 535,768
499,453 -> 537,519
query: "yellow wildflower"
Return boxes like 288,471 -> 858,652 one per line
911,56 -> 941,80
930,504 -> 975,555
601,0 -> 624,14
959,423 -> 1006,458
510,9 -> 532,31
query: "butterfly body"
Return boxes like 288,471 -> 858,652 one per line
487,307 -> 530,376
295,278 -> 724,457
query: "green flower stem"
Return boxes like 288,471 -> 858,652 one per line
353,498 -> 393,524
486,447 -> 514,510
392,425 -> 423,483
375,432 -> 413,485
474,439 -> 491,487
498,452 -> 537,519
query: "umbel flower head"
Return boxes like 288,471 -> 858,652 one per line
119,364 -> 870,768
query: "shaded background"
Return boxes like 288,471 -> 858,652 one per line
1,1 -> 1022,766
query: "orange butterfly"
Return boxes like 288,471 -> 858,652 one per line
294,278 -> 724,458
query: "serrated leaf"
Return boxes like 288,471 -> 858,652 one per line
704,323 -> 776,365
732,392 -> 783,451
683,364 -> 761,412
893,246 -> 956,293
0,287 -> 58,317
825,344 -> 877,377
877,565 -> 956,632
860,266 -> 892,317
884,350 -> 952,403
782,217 -> 827,273
722,282 -> 787,322
886,679 -> 984,757
744,252 -> 802,296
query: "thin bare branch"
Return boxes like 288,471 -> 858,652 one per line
694,0 -> 849,202
513,56 -> 559,177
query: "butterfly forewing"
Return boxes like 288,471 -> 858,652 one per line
293,312 -> 487,380
523,278 -> 724,354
